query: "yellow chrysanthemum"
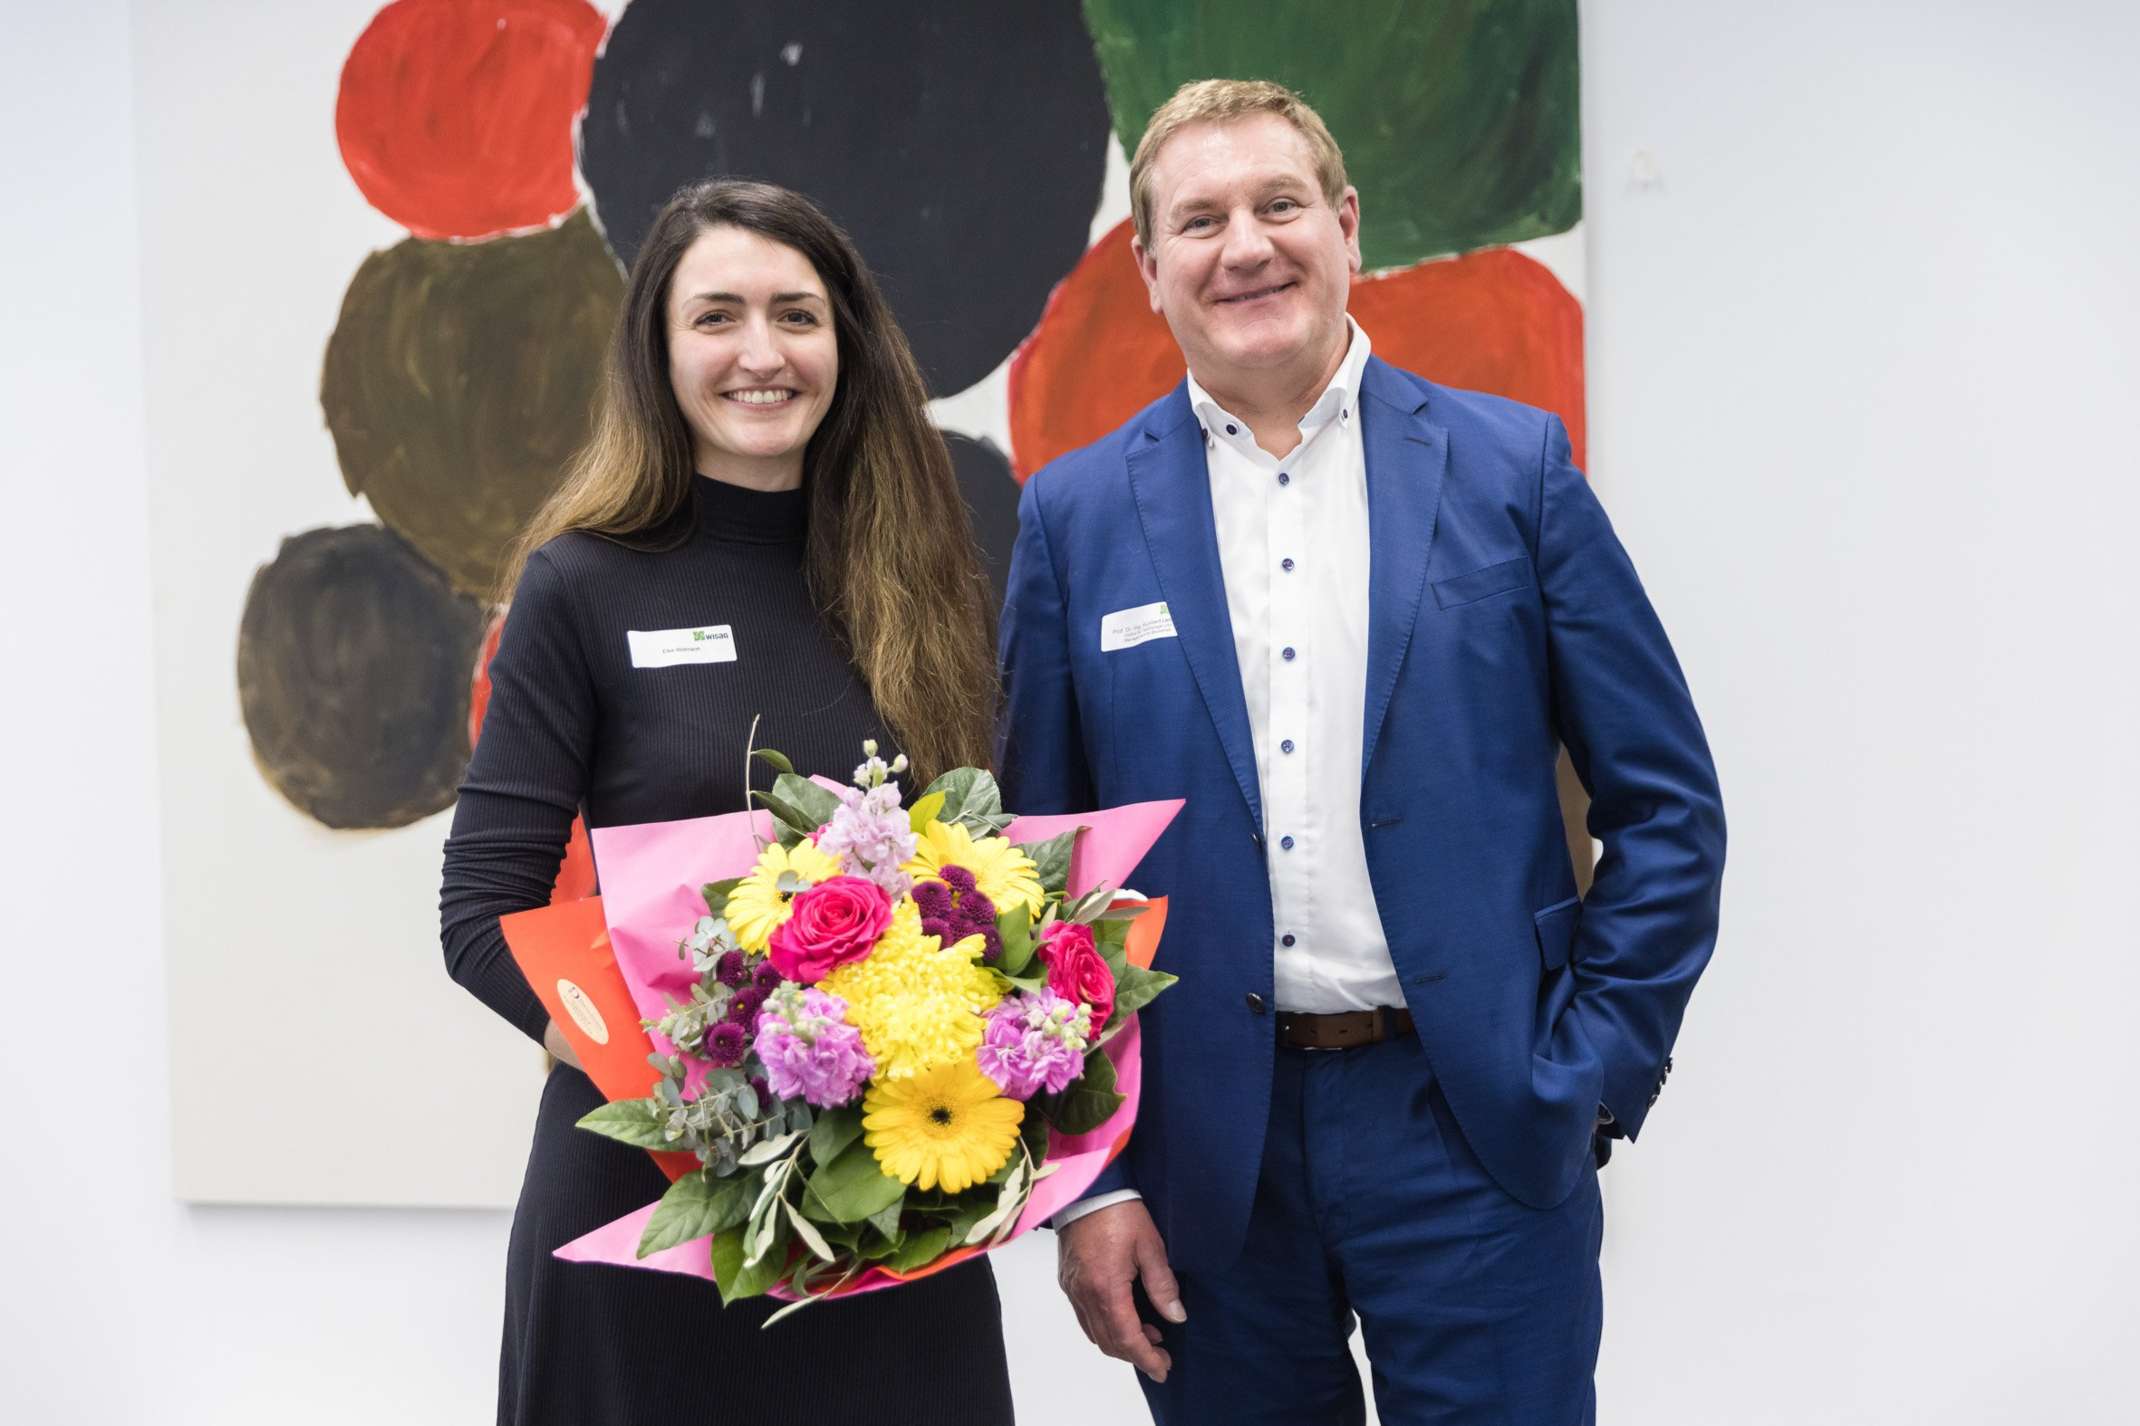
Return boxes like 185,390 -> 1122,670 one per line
724,839 -> 842,951
902,820 -> 1045,918
819,900 -> 1000,1079
863,1057 -> 1024,1193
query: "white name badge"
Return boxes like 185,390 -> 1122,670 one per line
1100,601 -> 1177,652
627,625 -> 736,668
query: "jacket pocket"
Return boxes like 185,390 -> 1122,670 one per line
1533,894 -> 1582,970
1432,555 -> 1535,609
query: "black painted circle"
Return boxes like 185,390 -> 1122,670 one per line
946,433 -> 1019,616
237,525 -> 489,830
578,0 -> 1110,396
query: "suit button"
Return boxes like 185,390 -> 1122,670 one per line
1245,992 -> 1268,1015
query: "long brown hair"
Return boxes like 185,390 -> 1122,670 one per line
501,180 -> 998,782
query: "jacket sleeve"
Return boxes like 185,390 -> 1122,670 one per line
438,548 -> 596,1045
1535,415 -> 1726,1138
997,471 -> 1096,817
998,471 -> 1135,1206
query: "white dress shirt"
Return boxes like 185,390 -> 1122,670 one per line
1058,321 -> 1403,1226
1190,318 -> 1401,1014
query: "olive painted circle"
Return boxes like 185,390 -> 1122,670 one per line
577,0 -> 1110,396
321,209 -> 622,597
238,525 -> 489,830
1082,0 -> 1581,269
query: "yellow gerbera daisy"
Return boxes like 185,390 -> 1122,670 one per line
819,900 -> 999,1079
902,820 -> 1045,918
863,1058 -> 1024,1193
724,839 -> 841,952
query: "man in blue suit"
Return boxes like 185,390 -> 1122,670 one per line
998,79 -> 1725,1424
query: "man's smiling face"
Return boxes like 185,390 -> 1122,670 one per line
1133,111 -> 1361,399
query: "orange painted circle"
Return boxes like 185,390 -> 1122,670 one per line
1009,220 -> 1586,478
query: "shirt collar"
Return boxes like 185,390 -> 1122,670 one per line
1188,317 -> 1374,449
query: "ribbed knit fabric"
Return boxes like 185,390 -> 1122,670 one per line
440,476 -> 1014,1425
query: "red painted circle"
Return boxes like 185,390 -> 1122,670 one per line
336,0 -> 606,240
1009,220 -> 1587,479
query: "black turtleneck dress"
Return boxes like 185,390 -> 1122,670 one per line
440,477 -> 1014,1425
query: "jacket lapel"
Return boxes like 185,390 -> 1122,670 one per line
1359,358 -> 1448,776
1125,384 -> 1263,832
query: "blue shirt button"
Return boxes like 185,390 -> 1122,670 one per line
1280,835 -> 1295,851
1281,933 -> 1297,947
1282,646 -> 1296,661
1280,739 -> 1295,754
1277,472 -> 1290,487
1281,557 -> 1295,572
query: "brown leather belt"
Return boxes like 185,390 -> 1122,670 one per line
1275,1006 -> 1414,1050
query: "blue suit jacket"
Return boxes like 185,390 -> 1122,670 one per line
998,357 -> 1725,1273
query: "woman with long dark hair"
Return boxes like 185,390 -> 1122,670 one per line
440,180 -> 1012,1423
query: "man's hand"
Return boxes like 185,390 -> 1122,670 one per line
1057,1200 -> 1186,1383
542,1019 -> 584,1071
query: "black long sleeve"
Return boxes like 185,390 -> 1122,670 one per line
439,477 -> 890,1043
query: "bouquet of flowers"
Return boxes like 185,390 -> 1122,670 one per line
502,742 -> 1180,1322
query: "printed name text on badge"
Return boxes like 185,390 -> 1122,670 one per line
627,625 -> 736,669
1100,601 -> 1177,653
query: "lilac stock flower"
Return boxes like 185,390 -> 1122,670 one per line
814,782 -> 916,898
976,989 -> 1093,1100
753,985 -> 874,1108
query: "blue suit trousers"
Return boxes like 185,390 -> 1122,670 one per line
1138,1035 -> 1603,1425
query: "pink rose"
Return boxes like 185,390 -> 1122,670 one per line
1037,921 -> 1116,1033
767,876 -> 893,984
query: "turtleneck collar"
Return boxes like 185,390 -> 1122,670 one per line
692,473 -> 807,544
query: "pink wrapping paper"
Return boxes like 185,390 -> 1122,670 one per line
561,796 -> 1184,1295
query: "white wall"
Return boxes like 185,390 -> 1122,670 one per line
4,0 -> 2135,1421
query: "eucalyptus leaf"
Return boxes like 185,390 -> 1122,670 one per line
575,1099 -> 675,1150
806,1138 -> 908,1224
922,767 -> 1003,828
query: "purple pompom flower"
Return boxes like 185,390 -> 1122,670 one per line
704,1021 -> 748,1068
727,985 -> 767,1027
940,864 -> 978,896
976,989 -> 1093,1100
911,879 -> 953,918
715,951 -> 751,988
753,961 -> 784,992
753,986 -> 874,1109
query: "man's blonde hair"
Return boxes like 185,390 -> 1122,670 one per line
1128,79 -> 1349,247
